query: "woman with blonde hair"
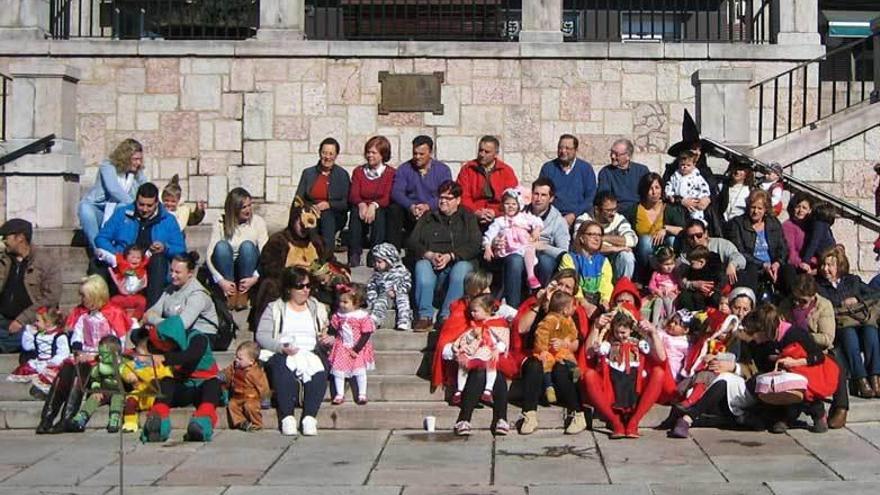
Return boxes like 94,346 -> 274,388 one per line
78,138 -> 147,250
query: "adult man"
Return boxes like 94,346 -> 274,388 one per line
574,191 -> 637,281
456,135 -> 518,226
496,178 -> 571,308
0,219 -> 61,353
407,181 -> 482,331
676,219 -> 745,289
95,182 -> 186,306
596,138 -> 649,212
388,135 -> 452,248
538,134 -> 597,225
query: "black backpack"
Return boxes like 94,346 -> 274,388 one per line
196,266 -> 238,352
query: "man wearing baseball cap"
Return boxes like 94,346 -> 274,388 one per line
0,218 -> 61,353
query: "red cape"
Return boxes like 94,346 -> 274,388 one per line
509,296 -> 592,380
65,302 -> 132,339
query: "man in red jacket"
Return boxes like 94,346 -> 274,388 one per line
456,135 -> 519,226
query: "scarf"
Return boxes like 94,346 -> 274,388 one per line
363,163 -> 386,181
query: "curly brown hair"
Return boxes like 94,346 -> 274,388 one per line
108,138 -> 143,173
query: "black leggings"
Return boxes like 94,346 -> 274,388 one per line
456,369 -> 508,423
684,381 -> 732,420
39,361 -> 92,429
520,357 -> 582,413
154,377 -> 221,409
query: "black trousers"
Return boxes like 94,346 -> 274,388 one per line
386,203 -> 418,250
39,361 -> 92,429
155,377 -> 221,408
456,369 -> 508,423
267,353 -> 328,419
348,206 -> 389,255
520,357 -> 582,413
735,262 -> 797,297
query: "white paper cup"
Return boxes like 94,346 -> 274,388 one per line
424,416 -> 436,432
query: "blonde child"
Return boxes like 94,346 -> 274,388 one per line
451,295 -> 509,405
329,283 -> 375,405
220,341 -> 270,431
665,150 -> 711,223
119,327 -> 173,433
162,175 -> 206,232
533,291 -> 579,404
8,307 -> 69,395
483,187 -> 544,289
646,246 -> 679,326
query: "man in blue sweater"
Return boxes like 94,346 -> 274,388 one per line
538,134 -> 597,226
596,138 -> 649,212
94,182 -> 186,306
388,135 -> 452,248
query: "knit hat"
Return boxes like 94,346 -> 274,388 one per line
767,162 -> 784,176
501,186 -> 531,211
727,286 -> 756,307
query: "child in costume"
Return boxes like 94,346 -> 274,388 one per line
646,246 -> 679,326
483,187 -> 544,290
96,244 -> 151,319
329,283 -> 376,405
220,341 -> 270,431
657,310 -> 696,384
533,291 -> 579,404
582,303 -> 668,439
665,150 -> 712,223
310,259 -> 351,309
366,242 -> 413,331
69,335 -> 127,432
558,220 -> 614,309
675,309 -> 740,409
8,307 -> 69,394
451,294 -> 509,405
760,162 -> 785,217
162,174 -> 206,232
119,327 -> 173,433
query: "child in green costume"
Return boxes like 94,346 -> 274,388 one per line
69,335 -> 127,433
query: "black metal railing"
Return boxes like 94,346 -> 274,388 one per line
0,73 -> 10,142
753,31 -> 878,146
0,135 -> 56,168
562,0 -> 774,43
305,0 -> 520,41
49,0 -> 259,39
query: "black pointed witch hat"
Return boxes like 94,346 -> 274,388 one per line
667,109 -> 711,157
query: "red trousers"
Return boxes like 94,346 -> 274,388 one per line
582,364 -> 667,436
111,294 -> 146,320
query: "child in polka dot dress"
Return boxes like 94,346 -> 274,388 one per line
329,283 -> 375,405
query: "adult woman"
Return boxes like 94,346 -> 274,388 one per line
145,252 -> 220,348
512,269 -> 591,435
36,275 -> 131,433
296,137 -> 351,252
816,246 -> 880,398
782,193 -> 814,273
348,136 -> 396,267
78,138 -> 147,250
256,267 -> 330,436
725,189 -> 796,294
717,162 -> 754,223
621,173 -> 686,279
206,188 -> 269,310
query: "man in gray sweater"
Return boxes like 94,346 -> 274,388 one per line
676,219 -> 746,290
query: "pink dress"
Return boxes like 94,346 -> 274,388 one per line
329,309 -> 376,377
648,272 -> 678,297
660,331 -> 691,381
484,212 -> 543,258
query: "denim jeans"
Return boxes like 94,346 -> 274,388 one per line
836,325 -> 880,380
500,252 -> 559,308
210,240 -> 260,282
413,259 -> 474,320
348,206 -> 388,255
319,209 -> 347,253
609,251 -> 635,281
634,234 -> 675,279
78,201 -> 104,251
0,315 -> 20,353
267,353 -> 327,419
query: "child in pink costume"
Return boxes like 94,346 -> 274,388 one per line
483,187 -> 544,289
329,283 -> 375,406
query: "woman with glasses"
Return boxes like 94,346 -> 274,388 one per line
256,266 -> 332,437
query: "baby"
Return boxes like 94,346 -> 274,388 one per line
483,187 -> 544,289
97,244 -> 151,319
533,291 -> 579,404
221,341 -> 270,431
665,150 -> 711,223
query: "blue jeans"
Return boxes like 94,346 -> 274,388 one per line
78,201 -> 104,251
319,209 -> 347,253
609,251 -> 635,281
414,259 -> 473,320
837,325 -> 880,379
501,252 -> 559,308
210,240 -> 260,282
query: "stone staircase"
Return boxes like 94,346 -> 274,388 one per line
2,227 -> 879,432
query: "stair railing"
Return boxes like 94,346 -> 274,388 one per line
0,135 -> 56,168
0,72 -> 10,142
752,31 -> 879,147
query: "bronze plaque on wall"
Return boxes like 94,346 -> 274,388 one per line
378,71 -> 444,115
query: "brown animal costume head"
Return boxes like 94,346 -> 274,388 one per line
283,196 -> 327,268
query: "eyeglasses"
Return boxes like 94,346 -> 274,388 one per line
609,150 -> 628,157
438,195 -> 458,202
599,207 -> 617,214
292,282 -> 311,290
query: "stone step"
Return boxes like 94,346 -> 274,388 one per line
33,226 -> 213,249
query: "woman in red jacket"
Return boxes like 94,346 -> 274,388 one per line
348,136 -> 396,267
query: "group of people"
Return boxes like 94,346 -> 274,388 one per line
0,113 -> 877,442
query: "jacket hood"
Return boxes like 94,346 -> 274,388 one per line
610,277 -> 641,310
148,315 -> 188,352
370,242 -> 402,266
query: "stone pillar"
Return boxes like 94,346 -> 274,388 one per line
257,0 -> 305,40
774,0 -> 820,45
873,17 -> 880,102
0,0 -> 50,40
519,0 -> 563,43
692,68 -> 753,171
3,62 -> 84,228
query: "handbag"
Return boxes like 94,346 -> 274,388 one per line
834,298 -> 880,328
755,362 -> 808,406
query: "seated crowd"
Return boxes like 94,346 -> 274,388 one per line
1,125 -> 876,443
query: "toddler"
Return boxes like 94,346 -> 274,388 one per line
675,310 -> 740,408
119,327 -> 173,433
646,246 -> 679,326
760,162 -> 785,217
8,307 -> 69,395
678,246 -> 725,311
665,150 -> 711,223
533,291 -> 579,404
96,244 -> 151,319
220,341 -> 270,431
329,283 -> 375,405
163,174 -> 206,232
451,295 -> 509,405
366,243 -> 413,331
69,335 -> 126,433
658,310 -> 695,382
483,187 -> 544,289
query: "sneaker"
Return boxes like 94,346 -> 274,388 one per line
451,391 -> 463,406
519,411 -> 538,435
545,386 -> 557,404
397,321 -> 412,332
331,395 -> 344,405
495,419 -> 510,436
669,417 -> 691,438
565,412 -> 587,435
281,415 -> 298,436
356,395 -> 368,405
301,416 -> 318,436
413,318 -> 434,332
454,420 -> 472,436
480,391 -> 493,405
107,413 -> 121,433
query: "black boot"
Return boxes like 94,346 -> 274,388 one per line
59,385 -> 84,433
36,382 -> 66,434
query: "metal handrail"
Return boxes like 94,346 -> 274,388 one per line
0,134 -> 56,168
0,72 -> 10,142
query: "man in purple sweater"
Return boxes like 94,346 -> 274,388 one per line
388,135 -> 452,248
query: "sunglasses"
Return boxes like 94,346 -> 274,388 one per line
687,232 -> 705,240
292,282 -> 311,290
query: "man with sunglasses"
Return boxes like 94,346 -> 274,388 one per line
676,219 -> 745,289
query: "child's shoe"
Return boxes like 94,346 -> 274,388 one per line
480,390 -> 493,405
107,412 -> 121,433
331,395 -> 344,405
260,398 -> 272,410
545,386 -> 557,404
356,395 -> 368,405
669,417 -> 691,438
454,420 -> 472,436
69,412 -> 89,433
565,412 -> 587,435
494,418 -> 510,436
451,391 -> 463,406
527,276 -> 541,290
122,414 -> 139,433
